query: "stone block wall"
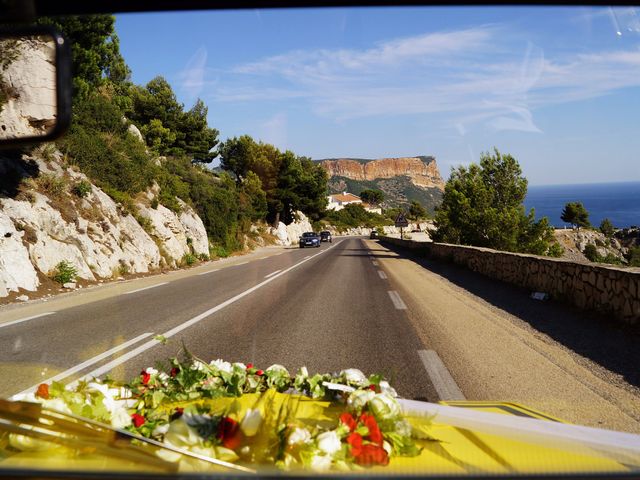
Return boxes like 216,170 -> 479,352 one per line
380,237 -> 640,324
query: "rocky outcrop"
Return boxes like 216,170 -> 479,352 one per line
554,229 -> 627,263
319,156 -> 444,190
269,212 -> 313,246
0,152 -> 211,298
0,37 -> 57,140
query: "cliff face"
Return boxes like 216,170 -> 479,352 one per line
319,156 -> 444,190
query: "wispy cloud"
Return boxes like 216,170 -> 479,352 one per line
178,46 -> 208,102
206,24 -> 640,134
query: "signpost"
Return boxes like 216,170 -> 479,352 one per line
395,212 -> 409,239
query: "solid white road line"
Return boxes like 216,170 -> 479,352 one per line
387,290 -> 407,310
378,270 -> 388,280
124,282 -> 169,295
264,269 -> 282,279
236,261 -> 249,266
71,241 -> 343,382
13,332 -> 153,398
197,269 -> 219,276
0,312 -> 55,330
418,349 -> 465,401
303,255 -> 310,259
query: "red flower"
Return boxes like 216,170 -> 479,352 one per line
256,369 -> 264,376
354,444 -> 389,467
346,432 -> 363,457
140,370 -> 151,385
131,413 -> 145,428
360,413 -> 383,446
368,384 -> 378,392
246,363 -> 253,369
340,412 -> 357,432
36,383 -> 49,399
170,367 -> 179,377
217,417 -> 242,450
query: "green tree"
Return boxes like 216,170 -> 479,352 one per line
627,246 -> 640,267
433,148 -> 556,255
408,201 -> 427,220
599,218 -> 615,238
239,171 -> 268,222
218,135 -> 258,184
560,202 -> 590,230
360,189 -> 384,206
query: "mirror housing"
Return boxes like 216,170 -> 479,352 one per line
0,25 -> 71,147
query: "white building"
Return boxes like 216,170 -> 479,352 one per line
327,192 -> 382,214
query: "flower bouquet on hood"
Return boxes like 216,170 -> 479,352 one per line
4,352 -> 428,473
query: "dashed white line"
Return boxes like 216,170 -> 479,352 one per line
69,240 -> 343,381
387,290 -> 407,310
378,270 -> 387,280
418,349 -> 465,401
0,312 -> 55,330
198,269 -> 219,276
124,282 -> 169,295
13,333 -> 153,398
264,269 -> 282,279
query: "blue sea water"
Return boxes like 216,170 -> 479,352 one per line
524,182 -> 640,228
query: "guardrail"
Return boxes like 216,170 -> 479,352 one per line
379,236 -> 640,324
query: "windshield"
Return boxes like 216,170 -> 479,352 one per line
0,5 -> 639,477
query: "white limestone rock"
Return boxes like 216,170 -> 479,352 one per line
0,212 -> 39,297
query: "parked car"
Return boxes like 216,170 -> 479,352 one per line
370,230 -> 379,239
299,232 -> 321,248
320,231 -> 332,243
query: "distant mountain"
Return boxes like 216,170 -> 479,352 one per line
316,156 -> 445,213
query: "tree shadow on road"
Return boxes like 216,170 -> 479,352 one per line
380,242 -> 640,390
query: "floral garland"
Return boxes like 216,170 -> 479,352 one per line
9,356 -> 425,472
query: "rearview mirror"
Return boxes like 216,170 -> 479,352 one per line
0,26 -> 71,147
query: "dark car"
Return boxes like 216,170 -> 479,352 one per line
370,230 -> 379,239
299,232 -> 321,248
320,231 -> 332,243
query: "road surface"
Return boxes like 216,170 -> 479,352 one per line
0,236 -> 638,433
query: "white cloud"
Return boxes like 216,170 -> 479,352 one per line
208,24 -> 640,134
257,112 -> 288,149
178,46 -> 208,101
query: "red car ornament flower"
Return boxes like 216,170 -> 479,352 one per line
131,413 -> 145,428
217,416 -> 242,450
36,383 -> 49,399
340,412 -> 357,432
140,370 -> 151,385
246,363 -> 253,369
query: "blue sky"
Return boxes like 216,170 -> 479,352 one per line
116,6 -> 640,185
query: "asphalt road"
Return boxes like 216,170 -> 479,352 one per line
0,237 -> 434,401
1,236 -> 638,433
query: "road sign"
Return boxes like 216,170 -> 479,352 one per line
395,213 -> 409,228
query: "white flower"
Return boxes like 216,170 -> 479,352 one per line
287,427 -> 312,446
209,359 -> 232,374
240,409 -> 262,437
158,372 -> 169,382
266,364 -> 289,376
42,398 -> 72,415
347,389 -> 375,410
394,419 -> 412,437
190,361 -> 207,372
383,441 -> 392,455
111,407 -> 132,429
152,423 -> 170,437
379,380 -> 398,397
232,362 -> 246,370
145,367 -> 159,375
300,366 -> 309,377
341,368 -> 368,386
316,430 -> 341,455
369,393 -> 401,422
310,453 -> 332,471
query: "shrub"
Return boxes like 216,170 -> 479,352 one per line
211,245 -> 229,258
118,263 -> 129,275
72,180 -> 92,198
197,253 -> 209,261
103,187 -> 137,216
52,260 -> 77,284
628,246 -> 640,267
546,242 -> 564,258
36,174 -> 67,198
583,244 -> 599,262
150,198 -> 159,209
182,253 -> 197,266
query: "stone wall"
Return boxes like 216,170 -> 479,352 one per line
380,237 -> 640,324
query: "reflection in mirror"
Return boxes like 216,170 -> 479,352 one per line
0,35 -> 57,141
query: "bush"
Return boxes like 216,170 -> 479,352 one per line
181,253 -> 198,266
36,174 -> 67,198
103,187 -> 137,216
583,244 -> 599,262
72,180 -> 92,198
546,242 -> 564,258
52,260 -> 77,284
197,253 -> 209,261
211,245 -> 229,258
627,246 -> 640,267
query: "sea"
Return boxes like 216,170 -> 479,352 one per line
524,182 -> 640,229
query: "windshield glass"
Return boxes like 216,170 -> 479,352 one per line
0,5 -> 639,477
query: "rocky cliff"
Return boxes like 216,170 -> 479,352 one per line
0,151 -> 209,301
318,156 -> 444,212
319,156 -> 444,190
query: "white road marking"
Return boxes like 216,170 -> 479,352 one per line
303,255 -> 310,259
387,290 -> 407,310
0,312 -> 55,330
264,269 -> 282,278
378,270 -> 388,280
13,333 -> 153,398
237,261 -> 249,265
371,260 -> 379,266
197,269 -> 219,276
124,282 -> 169,295
70,241 -> 343,381
418,349 -> 465,401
